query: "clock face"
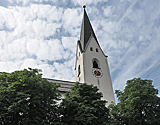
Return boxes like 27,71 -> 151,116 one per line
92,69 -> 102,78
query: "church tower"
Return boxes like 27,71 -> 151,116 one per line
75,6 -> 115,104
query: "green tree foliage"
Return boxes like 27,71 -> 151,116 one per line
60,82 -> 110,125
109,78 -> 160,125
0,68 -> 62,125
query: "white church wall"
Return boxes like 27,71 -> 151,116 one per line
83,36 -> 115,104
75,44 -> 85,83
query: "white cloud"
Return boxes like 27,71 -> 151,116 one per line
6,0 -> 59,6
39,63 -> 56,78
0,12 -> 5,29
47,39 -> 64,60
102,5 -> 114,18
0,6 -> 17,30
21,58 -> 38,69
53,62 -> 74,81
26,38 -> 65,60
62,36 -> 77,53
62,8 -> 82,36
72,0 -> 108,6
7,38 -> 27,60
0,4 -> 63,37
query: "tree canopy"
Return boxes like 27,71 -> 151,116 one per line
1,68 -> 159,125
0,68 -> 62,125
60,82 -> 110,125
109,78 -> 160,125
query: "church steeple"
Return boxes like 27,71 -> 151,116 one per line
80,6 -> 98,51
75,6 -> 115,104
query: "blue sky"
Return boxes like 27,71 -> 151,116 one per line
0,0 -> 160,101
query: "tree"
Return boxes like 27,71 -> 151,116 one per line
60,82 -> 110,125
109,78 -> 160,125
0,68 -> 62,125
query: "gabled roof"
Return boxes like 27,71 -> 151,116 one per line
45,78 -> 77,93
80,8 -> 98,51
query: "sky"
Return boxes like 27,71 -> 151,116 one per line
0,0 -> 160,101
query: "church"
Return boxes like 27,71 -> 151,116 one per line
0,6 -> 115,104
47,6 -> 115,104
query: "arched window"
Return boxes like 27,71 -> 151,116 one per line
92,58 -> 100,68
78,65 -> 81,77
90,47 -> 93,51
93,61 -> 98,68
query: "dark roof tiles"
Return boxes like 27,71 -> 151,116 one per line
80,9 -> 98,51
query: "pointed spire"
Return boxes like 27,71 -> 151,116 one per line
80,6 -> 98,51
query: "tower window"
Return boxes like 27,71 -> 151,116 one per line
92,58 -> 100,68
90,47 -> 93,51
93,61 -> 98,68
78,65 -> 81,77
96,48 -> 98,52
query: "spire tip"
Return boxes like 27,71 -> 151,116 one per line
83,5 -> 86,9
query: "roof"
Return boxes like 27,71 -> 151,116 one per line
80,8 -> 98,51
46,78 -> 77,93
